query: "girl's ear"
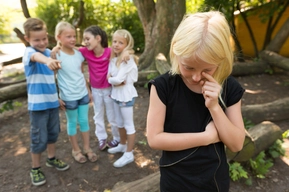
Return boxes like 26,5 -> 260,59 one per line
56,34 -> 61,41
96,35 -> 101,42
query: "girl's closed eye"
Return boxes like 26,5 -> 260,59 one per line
204,69 -> 212,73
182,64 -> 194,70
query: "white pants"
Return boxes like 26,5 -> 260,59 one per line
113,102 -> 136,135
91,87 -> 120,141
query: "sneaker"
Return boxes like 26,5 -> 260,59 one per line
107,143 -> 127,154
46,158 -> 70,171
107,140 -> 120,148
30,168 -> 46,186
113,152 -> 134,168
99,139 -> 107,150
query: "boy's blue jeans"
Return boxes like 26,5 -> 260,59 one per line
29,107 -> 60,153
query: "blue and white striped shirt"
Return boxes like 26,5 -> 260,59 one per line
23,47 -> 59,111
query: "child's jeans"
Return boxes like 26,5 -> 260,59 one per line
29,107 -> 60,153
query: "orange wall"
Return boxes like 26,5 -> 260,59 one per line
234,6 -> 289,58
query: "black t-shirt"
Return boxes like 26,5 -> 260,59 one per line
148,72 -> 245,192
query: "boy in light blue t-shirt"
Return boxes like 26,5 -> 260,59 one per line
23,18 -> 69,186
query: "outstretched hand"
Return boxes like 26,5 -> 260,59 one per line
200,72 -> 221,109
46,58 -> 61,71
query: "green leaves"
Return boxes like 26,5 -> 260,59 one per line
0,100 -> 22,113
35,0 -> 144,51
229,162 -> 248,181
249,151 -> 273,178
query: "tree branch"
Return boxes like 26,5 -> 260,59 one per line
20,0 -> 31,18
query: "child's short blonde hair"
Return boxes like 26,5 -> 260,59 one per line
55,21 -> 75,46
170,11 -> 233,86
23,18 -> 47,38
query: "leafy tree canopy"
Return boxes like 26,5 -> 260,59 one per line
35,0 -> 144,52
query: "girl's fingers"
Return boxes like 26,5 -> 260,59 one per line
202,72 -> 216,83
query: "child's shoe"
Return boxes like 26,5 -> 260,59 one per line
113,151 -> 134,168
30,168 -> 46,186
107,143 -> 127,154
83,148 -> 98,162
46,158 -> 70,171
99,139 -> 107,151
107,140 -> 120,148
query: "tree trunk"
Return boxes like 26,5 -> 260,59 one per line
229,6 -> 245,62
232,60 -> 270,76
20,0 -> 30,18
155,53 -> 170,74
133,0 -> 185,70
226,121 -> 282,162
266,17 -> 289,53
236,2 -> 259,58
1,57 -> 23,67
72,0 -> 84,28
262,1 -> 289,50
137,70 -> 159,86
260,50 -> 289,71
112,171 -> 160,192
0,82 -> 27,103
241,97 -> 289,124
0,79 -> 26,88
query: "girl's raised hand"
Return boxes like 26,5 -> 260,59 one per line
121,49 -> 133,63
50,46 -> 61,59
200,72 -> 221,110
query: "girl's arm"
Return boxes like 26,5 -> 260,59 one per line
109,47 -> 132,63
54,71 -> 66,110
50,46 -> 61,59
201,72 -> 245,152
108,60 -> 133,85
81,62 -> 92,102
209,101 -> 245,152
51,46 -> 80,59
146,85 -> 220,151
121,49 -> 134,62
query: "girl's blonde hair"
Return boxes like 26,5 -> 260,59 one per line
55,21 -> 75,46
111,29 -> 136,67
170,11 -> 233,87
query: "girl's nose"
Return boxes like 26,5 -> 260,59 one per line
192,73 -> 202,82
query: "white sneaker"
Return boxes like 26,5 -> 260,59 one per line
113,152 -> 134,168
107,144 -> 127,154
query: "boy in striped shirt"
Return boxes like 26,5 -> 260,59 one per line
23,18 -> 69,186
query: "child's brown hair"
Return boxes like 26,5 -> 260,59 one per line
23,18 -> 47,38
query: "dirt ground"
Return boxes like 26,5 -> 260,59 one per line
1,68 -> 289,192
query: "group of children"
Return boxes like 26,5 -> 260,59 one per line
23,18 -> 138,186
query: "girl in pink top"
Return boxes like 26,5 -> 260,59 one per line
79,26 -> 121,151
